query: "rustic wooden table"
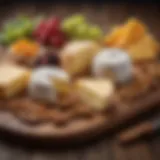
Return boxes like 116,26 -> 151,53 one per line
0,2 -> 160,160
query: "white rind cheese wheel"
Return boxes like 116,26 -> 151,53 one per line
92,48 -> 133,83
28,66 -> 70,103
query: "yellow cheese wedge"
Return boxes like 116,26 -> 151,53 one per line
126,34 -> 159,61
60,41 -> 101,76
0,63 -> 31,98
52,78 -> 71,95
75,79 -> 114,110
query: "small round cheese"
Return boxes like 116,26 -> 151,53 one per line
28,66 -> 69,103
92,48 -> 133,83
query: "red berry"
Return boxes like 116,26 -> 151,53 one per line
48,17 -> 60,29
46,17 -> 61,36
50,34 -> 65,48
34,21 -> 46,37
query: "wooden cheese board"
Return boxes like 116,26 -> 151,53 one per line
0,62 -> 160,143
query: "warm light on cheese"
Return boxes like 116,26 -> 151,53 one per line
0,63 -> 31,98
60,41 -> 101,76
104,18 -> 159,62
105,18 -> 146,48
75,79 -> 114,110
52,78 -> 71,95
127,34 -> 159,61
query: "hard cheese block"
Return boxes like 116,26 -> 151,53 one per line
0,63 -> 31,98
60,40 -> 101,76
75,79 -> 114,110
28,66 -> 70,103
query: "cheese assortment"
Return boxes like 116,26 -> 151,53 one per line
28,66 -> 70,103
92,48 -> 133,83
0,16 -> 159,113
104,18 -> 159,62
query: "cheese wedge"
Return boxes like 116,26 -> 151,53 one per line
126,34 -> 159,61
75,79 -> 114,110
60,41 -> 101,76
0,63 -> 31,98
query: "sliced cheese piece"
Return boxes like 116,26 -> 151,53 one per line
0,63 -> 31,98
75,79 -> 114,110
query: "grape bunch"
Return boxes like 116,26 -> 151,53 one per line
34,17 -> 67,48
0,15 -> 39,45
61,14 -> 103,41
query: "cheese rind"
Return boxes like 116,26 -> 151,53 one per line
92,48 -> 133,83
28,66 -> 70,103
75,79 -> 114,110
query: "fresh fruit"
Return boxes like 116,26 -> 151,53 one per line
50,34 -> 66,48
34,52 -> 60,66
34,17 -> 66,48
75,23 -> 89,39
0,15 -> 41,45
61,14 -> 103,41
62,14 -> 85,33
10,39 -> 40,57
88,26 -> 103,40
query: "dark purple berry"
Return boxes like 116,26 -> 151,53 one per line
34,52 -> 60,67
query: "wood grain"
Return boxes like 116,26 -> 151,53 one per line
0,2 -> 159,160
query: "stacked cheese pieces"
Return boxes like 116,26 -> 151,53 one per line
0,63 -> 30,98
104,18 -> 159,62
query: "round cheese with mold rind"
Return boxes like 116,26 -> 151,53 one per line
28,66 -> 70,103
92,48 -> 133,83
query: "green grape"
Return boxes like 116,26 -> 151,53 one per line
0,33 -> 7,45
62,14 -> 86,34
75,23 -> 89,39
71,14 -> 85,25
62,19 -> 74,33
88,26 -> 103,40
